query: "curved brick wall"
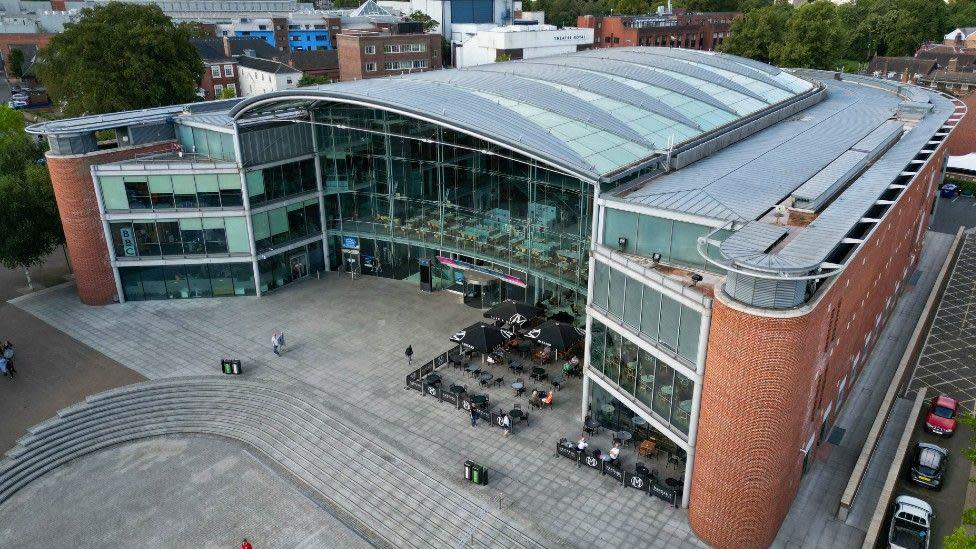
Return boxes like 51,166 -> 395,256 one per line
46,143 -> 174,305
689,301 -> 825,548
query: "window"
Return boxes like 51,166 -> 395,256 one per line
226,83 -> 237,96
291,35 -> 300,41
214,84 -> 224,95
365,62 -> 377,72
384,44 -> 401,53
315,34 -> 327,41
364,45 -> 376,54
211,66 -> 221,78
286,78 -> 293,84
223,65 -> 234,77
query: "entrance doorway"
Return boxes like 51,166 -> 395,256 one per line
289,252 -> 308,283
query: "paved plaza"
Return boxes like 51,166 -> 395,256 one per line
0,435 -> 371,548
7,273 -> 705,548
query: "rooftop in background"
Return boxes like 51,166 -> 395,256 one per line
236,55 -> 301,74
190,36 -> 279,62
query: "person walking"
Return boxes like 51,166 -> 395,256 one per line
271,331 -> 280,357
241,538 -> 252,549
276,331 -> 286,354
405,345 -> 414,366
501,413 -> 511,436
2,341 -> 15,375
470,405 -> 479,428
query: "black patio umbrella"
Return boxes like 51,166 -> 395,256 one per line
483,300 -> 543,326
450,322 -> 513,354
525,320 -> 585,352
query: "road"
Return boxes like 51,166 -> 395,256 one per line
931,194 -> 976,234
0,250 -> 145,452
887,408 -> 973,547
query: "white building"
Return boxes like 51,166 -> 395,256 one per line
455,24 -> 593,68
236,56 -> 301,97
377,0 -> 513,41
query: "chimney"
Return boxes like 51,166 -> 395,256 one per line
222,36 -> 231,57
949,57 -> 959,72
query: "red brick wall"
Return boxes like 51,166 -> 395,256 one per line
947,93 -> 976,155
200,61 -> 240,100
689,112 -> 957,548
337,33 -> 442,81
576,14 -> 736,50
45,142 -> 176,305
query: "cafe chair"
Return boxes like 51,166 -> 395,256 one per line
493,376 -> 504,388
638,439 -> 657,458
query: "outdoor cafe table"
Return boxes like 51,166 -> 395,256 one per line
449,355 -> 466,367
511,380 -> 525,390
479,372 -> 493,384
466,364 -> 481,376
449,384 -> 466,395
616,430 -> 633,446
509,408 -> 525,421
631,416 -> 647,427
531,366 -> 546,377
508,358 -> 524,373
470,394 -> 488,406
424,373 -> 442,385
600,403 -> 615,414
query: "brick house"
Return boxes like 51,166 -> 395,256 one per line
577,9 -> 737,50
191,36 -> 279,100
337,23 -> 442,81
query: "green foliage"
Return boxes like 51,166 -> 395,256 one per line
35,2 -> 203,116
218,86 -> 237,99
615,0 -> 650,15
0,106 -> 42,177
0,163 -> 63,277
178,21 -> 213,38
297,74 -> 333,87
778,1 -> 843,69
496,52 -> 512,62
949,0 -> 976,30
407,10 -> 439,32
720,2 -> 791,63
331,0 -> 361,7
7,48 -> 24,78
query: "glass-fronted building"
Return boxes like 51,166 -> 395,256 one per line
35,48 -> 958,544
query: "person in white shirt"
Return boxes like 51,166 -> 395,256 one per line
577,434 -> 589,451
502,413 -> 511,436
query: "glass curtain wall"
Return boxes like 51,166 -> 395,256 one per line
601,208 -> 731,274
119,262 -> 255,300
251,199 -> 322,251
245,158 -> 318,206
591,261 -> 702,366
98,173 -> 243,211
175,124 -> 236,161
109,217 -> 251,258
590,317 -> 694,435
314,104 -> 592,311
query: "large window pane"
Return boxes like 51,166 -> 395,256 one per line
677,305 -> 701,364
172,175 -> 198,208
224,217 -> 251,253
670,221 -> 706,270
589,319 -> 607,373
203,217 -> 228,254
620,337 -> 639,394
604,329 -> 622,383
602,208 -> 638,253
179,218 -> 205,254
157,221 -> 183,255
119,267 -> 144,301
608,267 -> 625,319
635,349 -> 655,409
636,214 -> 673,262
593,261 -> 609,310
659,296 -> 680,350
133,221 -> 160,256
672,371 -> 694,434
653,361 -> 675,421
640,286 -> 661,341
624,275 -> 642,329
163,265 -> 189,299
186,265 -> 212,297
99,176 -> 128,210
124,178 -> 151,209
140,266 -> 166,299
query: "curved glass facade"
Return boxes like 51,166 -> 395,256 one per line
314,104 -> 593,314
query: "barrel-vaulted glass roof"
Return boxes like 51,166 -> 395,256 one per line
231,47 -> 815,181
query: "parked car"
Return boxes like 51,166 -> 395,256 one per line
10,92 -> 27,101
925,395 -> 958,436
6,99 -> 27,109
908,442 -> 948,489
888,495 -> 933,549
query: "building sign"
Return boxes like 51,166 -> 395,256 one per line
436,256 -> 527,288
553,34 -> 589,41
341,236 -> 359,250
119,226 -> 137,257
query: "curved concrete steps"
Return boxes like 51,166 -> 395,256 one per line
0,377 -> 545,549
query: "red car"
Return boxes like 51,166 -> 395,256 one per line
925,395 -> 958,436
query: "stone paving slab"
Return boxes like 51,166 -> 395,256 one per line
0,435 -> 371,548
11,274 -> 704,548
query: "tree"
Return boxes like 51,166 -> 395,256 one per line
178,21 -> 214,38
615,0 -> 651,15
948,0 -> 976,30
407,10 -> 439,32
721,3 -> 792,64
298,74 -> 333,87
35,3 -> 202,117
942,412 -> 976,549
7,48 -> 24,78
331,0 -> 361,7
777,0 -> 843,70
0,164 -> 63,290
218,86 -> 237,99
0,105 -> 42,177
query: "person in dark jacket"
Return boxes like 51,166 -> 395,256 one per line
405,345 -> 414,366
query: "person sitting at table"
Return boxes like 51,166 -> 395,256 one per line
541,390 -> 554,409
529,390 -> 542,409
577,434 -> 589,451
607,444 -> 621,465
